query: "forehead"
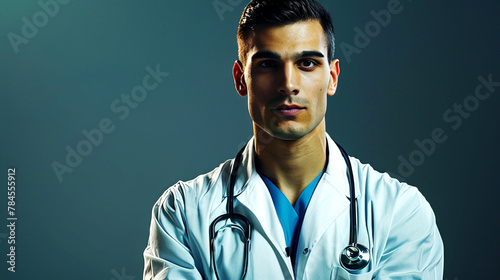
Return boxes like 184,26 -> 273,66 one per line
246,20 -> 328,59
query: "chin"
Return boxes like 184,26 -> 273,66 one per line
270,129 -> 309,141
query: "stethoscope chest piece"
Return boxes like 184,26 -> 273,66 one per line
340,244 -> 370,271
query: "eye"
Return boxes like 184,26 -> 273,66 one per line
258,60 -> 277,68
299,59 -> 319,69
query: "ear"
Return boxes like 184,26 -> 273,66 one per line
233,60 -> 247,96
327,59 -> 340,96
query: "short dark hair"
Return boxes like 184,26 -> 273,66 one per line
237,0 -> 335,64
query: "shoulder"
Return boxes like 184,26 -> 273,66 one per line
351,157 -> 427,204
153,159 -> 232,215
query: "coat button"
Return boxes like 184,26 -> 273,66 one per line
303,248 -> 309,255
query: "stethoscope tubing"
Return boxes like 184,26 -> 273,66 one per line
335,143 -> 358,246
210,141 -> 370,279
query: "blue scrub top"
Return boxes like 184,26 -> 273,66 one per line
260,171 -> 323,269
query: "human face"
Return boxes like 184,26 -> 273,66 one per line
233,20 -> 340,141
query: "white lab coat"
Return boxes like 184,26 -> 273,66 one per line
144,135 -> 444,279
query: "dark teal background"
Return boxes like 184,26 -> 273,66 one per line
1,0 -> 499,279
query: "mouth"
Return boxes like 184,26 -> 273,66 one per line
272,104 -> 306,117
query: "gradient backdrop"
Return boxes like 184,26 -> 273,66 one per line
1,0 -> 499,279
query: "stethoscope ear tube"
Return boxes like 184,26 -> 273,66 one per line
210,147 -> 250,280
227,147 -> 244,215
210,213 -> 251,280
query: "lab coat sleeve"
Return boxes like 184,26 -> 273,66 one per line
374,187 -> 444,279
143,184 -> 204,280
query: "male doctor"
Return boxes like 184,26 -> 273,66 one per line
143,0 -> 444,279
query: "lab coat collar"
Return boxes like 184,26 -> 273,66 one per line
322,134 -> 359,199
231,133 -> 358,200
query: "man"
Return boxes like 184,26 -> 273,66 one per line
143,0 -> 444,279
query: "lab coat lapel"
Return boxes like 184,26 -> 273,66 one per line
237,175 -> 295,276
238,174 -> 288,252
298,175 -> 350,253
232,139 -> 294,275
297,136 -> 354,260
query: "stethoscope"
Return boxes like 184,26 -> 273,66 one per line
209,142 -> 370,279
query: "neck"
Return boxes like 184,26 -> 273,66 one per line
254,120 -> 327,205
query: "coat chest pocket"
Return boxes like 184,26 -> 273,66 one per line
331,266 -> 374,280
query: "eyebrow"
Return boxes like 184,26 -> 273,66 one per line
251,50 -> 325,61
297,51 -> 325,59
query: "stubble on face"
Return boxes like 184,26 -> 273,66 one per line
242,20 -> 335,142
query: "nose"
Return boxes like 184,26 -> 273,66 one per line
277,62 -> 300,95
